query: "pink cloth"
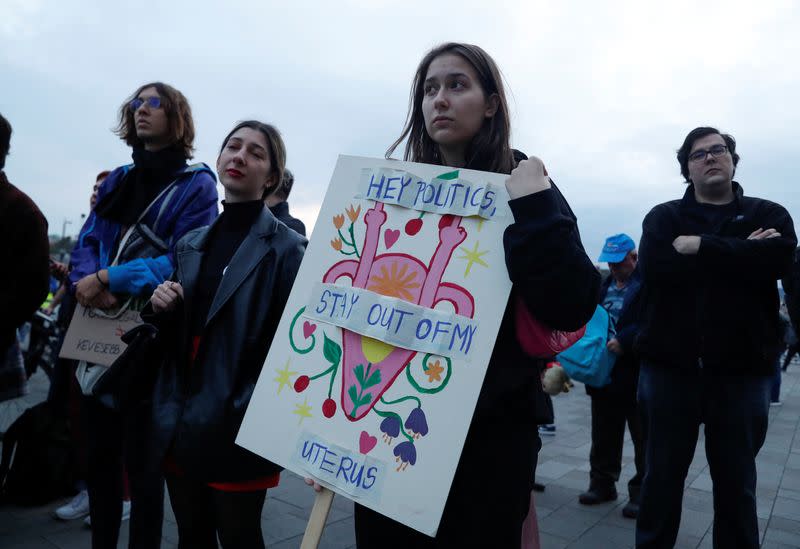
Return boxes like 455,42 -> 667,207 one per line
521,490 -> 540,549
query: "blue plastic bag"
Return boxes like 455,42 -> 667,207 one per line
557,305 -> 616,388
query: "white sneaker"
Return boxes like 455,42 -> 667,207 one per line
83,500 -> 130,527
54,490 -> 90,520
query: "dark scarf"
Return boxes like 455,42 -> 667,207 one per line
94,146 -> 187,225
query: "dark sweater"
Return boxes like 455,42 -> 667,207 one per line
0,171 -> 50,349
637,182 -> 796,375
190,200 -> 263,335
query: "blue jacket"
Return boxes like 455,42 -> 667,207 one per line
69,162 -> 218,297
600,267 -> 642,352
585,267 -> 642,397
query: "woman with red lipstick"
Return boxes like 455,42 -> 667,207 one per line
145,121 -> 306,548
350,43 -> 601,548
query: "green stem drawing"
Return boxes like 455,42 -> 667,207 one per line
348,223 -> 361,258
379,395 -> 422,409
338,228 -> 354,247
373,406 -> 414,443
321,332 -> 341,398
327,363 -> 337,398
289,307 -> 315,354
335,224 -> 360,258
309,365 -> 336,381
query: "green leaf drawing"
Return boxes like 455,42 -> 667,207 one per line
364,368 -> 381,389
354,364 -> 365,387
348,385 -> 360,405
323,333 -> 342,366
348,384 -> 373,417
436,170 -> 460,181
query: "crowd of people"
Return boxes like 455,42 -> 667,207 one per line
1,41 -> 797,549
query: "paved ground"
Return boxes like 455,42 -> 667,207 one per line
2,365 -> 799,548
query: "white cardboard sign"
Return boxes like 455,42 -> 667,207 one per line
59,303 -> 143,366
237,155 -> 513,536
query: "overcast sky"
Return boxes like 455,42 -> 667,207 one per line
2,0 -> 798,261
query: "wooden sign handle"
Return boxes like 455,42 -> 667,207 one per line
300,487 -> 335,549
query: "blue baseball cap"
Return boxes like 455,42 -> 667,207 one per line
598,233 -> 636,263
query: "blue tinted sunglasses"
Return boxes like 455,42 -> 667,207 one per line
129,96 -> 162,112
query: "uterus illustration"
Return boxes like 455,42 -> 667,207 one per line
323,202 -> 475,420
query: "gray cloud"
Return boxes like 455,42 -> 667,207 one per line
2,0 -> 798,260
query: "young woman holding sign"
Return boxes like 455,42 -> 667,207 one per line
353,43 -> 601,547
146,121 -> 306,548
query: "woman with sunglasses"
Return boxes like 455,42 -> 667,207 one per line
69,82 -> 218,549
351,43 -> 601,548
145,121 -> 305,548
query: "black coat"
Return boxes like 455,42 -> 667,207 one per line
636,182 -> 796,375
146,207 -> 306,482
477,165 -> 601,423
269,200 -> 306,236
355,157 -> 601,546
0,172 -> 50,349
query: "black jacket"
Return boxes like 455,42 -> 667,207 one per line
0,172 -> 50,349
146,207 -> 306,482
269,200 -> 306,236
477,157 -> 600,423
411,155 -> 600,543
586,268 -> 642,397
636,183 -> 796,375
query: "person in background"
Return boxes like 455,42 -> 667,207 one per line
636,127 -> 796,548
146,120 -> 305,548
265,167 -> 306,235
52,170 -> 136,526
68,82 -> 218,549
579,233 -> 645,519
782,248 -> 800,371
0,112 -> 50,403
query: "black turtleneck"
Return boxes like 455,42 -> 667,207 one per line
94,146 -> 187,226
190,200 -> 264,334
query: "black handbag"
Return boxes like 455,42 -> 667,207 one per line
92,323 -> 162,411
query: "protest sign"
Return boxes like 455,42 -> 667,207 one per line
59,302 -> 144,366
237,155 -> 513,536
